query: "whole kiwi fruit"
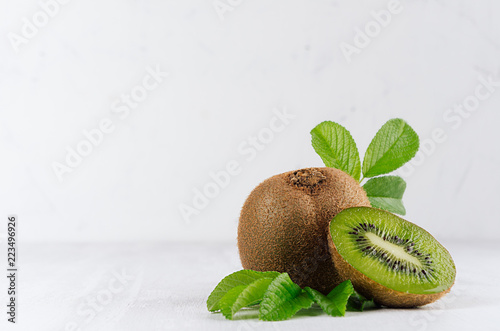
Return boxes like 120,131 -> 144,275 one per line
237,167 -> 371,294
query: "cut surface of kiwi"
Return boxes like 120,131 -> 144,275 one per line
328,207 -> 455,307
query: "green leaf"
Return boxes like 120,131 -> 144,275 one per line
220,286 -> 247,319
259,273 -> 313,321
311,121 -> 361,181
207,270 -> 280,312
362,119 -> 419,178
346,291 -> 377,312
219,278 -> 274,320
363,176 -> 407,215
304,280 -> 354,317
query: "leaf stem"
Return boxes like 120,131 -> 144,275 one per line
359,176 -> 365,186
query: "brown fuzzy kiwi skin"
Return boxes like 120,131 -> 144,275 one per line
327,233 -> 453,308
237,167 -> 371,294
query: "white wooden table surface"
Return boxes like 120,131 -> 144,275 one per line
2,241 -> 498,331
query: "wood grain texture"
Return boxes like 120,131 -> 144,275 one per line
6,242 -> 498,330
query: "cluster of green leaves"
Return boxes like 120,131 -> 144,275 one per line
207,270 -> 375,321
311,118 -> 419,215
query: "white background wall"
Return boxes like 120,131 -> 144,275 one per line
0,0 -> 499,243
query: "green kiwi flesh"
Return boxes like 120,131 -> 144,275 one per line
328,207 -> 456,307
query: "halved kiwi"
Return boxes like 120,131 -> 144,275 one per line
328,207 -> 456,307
